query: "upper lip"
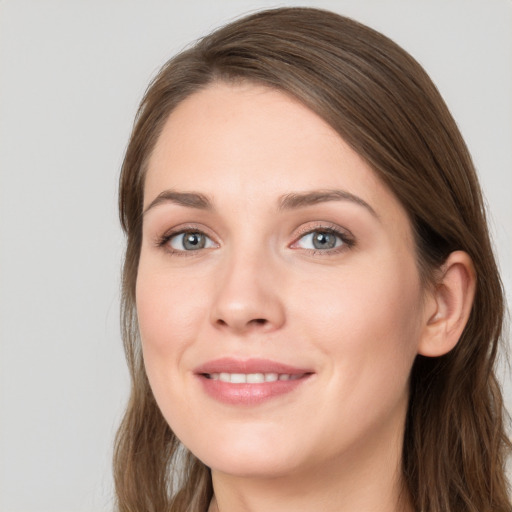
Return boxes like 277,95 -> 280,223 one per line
194,357 -> 313,375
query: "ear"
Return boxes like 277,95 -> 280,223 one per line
418,251 -> 476,357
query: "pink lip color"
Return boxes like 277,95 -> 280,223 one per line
194,358 -> 313,406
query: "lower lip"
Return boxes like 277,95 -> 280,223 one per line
197,375 -> 311,405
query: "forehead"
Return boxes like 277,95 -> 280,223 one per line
146,82 -> 352,192
144,82 -> 409,232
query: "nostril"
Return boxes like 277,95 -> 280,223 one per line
214,316 -> 269,331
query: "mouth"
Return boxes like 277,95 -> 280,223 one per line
194,358 -> 314,405
203,372 -> 307,383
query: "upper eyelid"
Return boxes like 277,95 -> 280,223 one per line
292,222 -> 354,240
160,223 -> 216,239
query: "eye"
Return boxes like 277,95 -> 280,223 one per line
168,231 -> 216,251
294,229 -> 348,251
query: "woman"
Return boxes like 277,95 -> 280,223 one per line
114,7 -> 510,512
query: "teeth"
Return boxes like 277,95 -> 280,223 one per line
247,373 -> 265,383
208,372 -> 300,383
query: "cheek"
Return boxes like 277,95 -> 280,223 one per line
291,259 -> 422,450
294,253 -> 423,386
135,260 -> 206,376
135,260 -> 212,435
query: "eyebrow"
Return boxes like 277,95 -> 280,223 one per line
142,188 -> 378,219
278,189 -> 379,218
143,190 -> 213,215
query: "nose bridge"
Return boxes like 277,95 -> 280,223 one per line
210,240 -> 285,333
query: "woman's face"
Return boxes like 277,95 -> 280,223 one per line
137,82 -> 429,479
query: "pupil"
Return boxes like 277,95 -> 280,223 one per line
184,233 -> 205,250
313,231 -> 335,249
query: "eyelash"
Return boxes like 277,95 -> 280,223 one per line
155,223 -> 355,256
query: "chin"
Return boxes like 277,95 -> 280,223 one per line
204,451 -> 302,479
183,427 -> 306,478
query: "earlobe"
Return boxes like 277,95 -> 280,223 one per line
418,251 -> 476,357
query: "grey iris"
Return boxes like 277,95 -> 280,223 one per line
183,232 -> 206,250
313,231 -> 337,249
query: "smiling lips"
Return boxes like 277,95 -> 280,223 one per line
194,358 -> 313,405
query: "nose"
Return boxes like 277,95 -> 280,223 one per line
210,250 -> 286,335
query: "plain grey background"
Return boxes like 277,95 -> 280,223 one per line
0,1 -> 510,510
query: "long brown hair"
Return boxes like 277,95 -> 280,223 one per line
114,7 -> 510,511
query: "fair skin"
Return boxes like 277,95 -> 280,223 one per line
136,82 -> 475,512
